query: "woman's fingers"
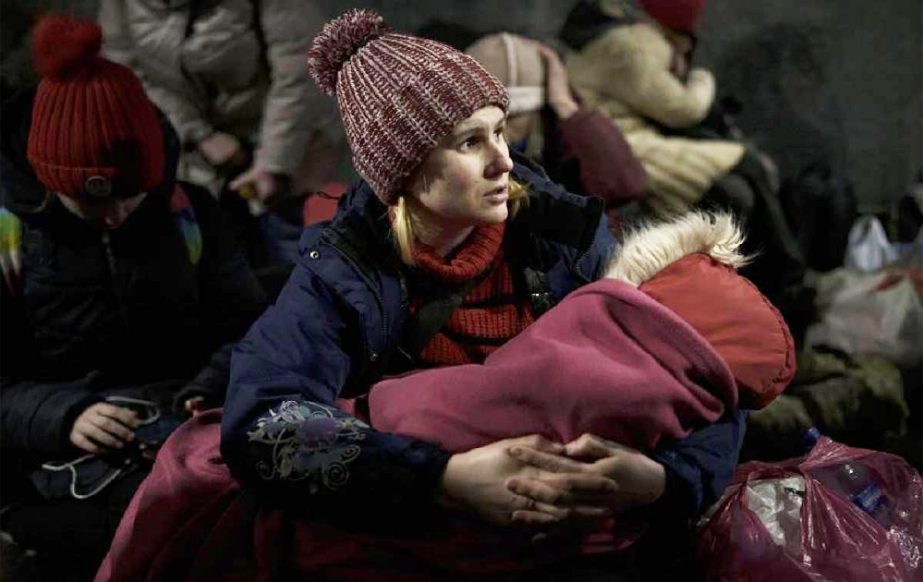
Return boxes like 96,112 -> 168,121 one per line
508,474 -> 616,513
510,493 -> 571,522
508,434 -> 565,455
508,445 -> 582,473
564,433 -> 618,460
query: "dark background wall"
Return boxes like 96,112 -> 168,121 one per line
3,0 -> 921,213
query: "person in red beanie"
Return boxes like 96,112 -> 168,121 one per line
639,0 -> 705,78
0,14 -> 266,580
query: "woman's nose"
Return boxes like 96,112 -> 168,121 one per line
487,140 -> 514,177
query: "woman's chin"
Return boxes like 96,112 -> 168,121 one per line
477,203 -> 509,225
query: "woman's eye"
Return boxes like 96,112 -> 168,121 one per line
494,128 -> 506,141
460,137 -> 478,150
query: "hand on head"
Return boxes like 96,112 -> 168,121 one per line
536,44 -> 579,120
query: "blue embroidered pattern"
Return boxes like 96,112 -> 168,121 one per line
247,400 -> 368,493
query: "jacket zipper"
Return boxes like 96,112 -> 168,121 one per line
101,231 -> 130,329
319,233 -> 388,364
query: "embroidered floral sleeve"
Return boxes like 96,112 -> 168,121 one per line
247,400 -> 369,494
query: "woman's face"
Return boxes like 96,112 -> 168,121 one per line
405,106 -> 514,233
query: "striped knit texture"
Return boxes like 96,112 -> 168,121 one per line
411,224 -> 535,366
331,27 -> 508,204
27,59 -> 164,199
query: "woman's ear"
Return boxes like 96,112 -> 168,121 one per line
404,168 -> 431,201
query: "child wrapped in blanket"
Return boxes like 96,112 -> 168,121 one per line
347,210 -> 795,570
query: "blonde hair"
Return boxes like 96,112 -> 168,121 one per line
390,179 -> 529,266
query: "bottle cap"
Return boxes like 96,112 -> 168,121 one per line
803,426 -> 822,452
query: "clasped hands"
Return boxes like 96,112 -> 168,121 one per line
437,434 -> 666,541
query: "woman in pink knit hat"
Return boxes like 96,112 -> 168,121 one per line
212,9 -> 745,578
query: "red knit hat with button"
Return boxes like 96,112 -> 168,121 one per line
27,15 -> 164,200
639,0 -> 705,34
307,9 -> 509,205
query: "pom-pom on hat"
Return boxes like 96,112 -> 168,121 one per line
308,9 -> 509,205
639,0 -> 705,34
27,15 -> 164,200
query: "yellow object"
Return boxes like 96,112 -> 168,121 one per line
237,183 -> 257,200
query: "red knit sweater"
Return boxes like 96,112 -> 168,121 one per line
410,223 -> 535,367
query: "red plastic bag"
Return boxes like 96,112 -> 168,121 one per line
697,436 -> 923,581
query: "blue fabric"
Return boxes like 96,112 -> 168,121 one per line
257,211 -> 302,265
222,155 -> 743,516
652,410 -> 748,516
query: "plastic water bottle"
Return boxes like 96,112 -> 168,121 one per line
802,427 -> 891,527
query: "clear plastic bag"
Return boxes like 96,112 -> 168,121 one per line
697,436 -> 923,581
806,267 -> 923,366
844,215 -> 898,272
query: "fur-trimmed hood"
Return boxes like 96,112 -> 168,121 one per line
607,212 -> 795,409
606,211 -> 748,285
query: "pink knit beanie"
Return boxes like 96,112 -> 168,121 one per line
307,9 -> 509,205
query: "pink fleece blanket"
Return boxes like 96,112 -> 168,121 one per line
370,278 -> 737,451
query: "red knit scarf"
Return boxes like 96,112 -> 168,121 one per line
410,223 -> 535,367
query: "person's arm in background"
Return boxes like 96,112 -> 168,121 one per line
230,0 -> 328,200
539,45 -> 648,207
98,0 -> 242,167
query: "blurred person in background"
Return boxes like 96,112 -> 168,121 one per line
98,0 -> 341,266
561,0 -> 805,316
466,32 -> 648,227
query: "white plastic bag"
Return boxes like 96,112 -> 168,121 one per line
806,268 -> 923,365
844,216 -> 898,271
